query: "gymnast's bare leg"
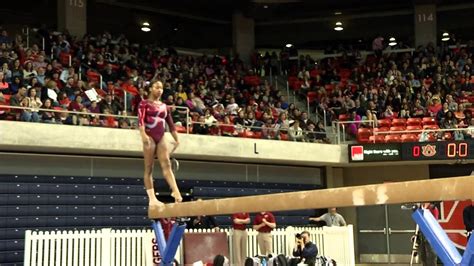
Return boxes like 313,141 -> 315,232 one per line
156,134 -> 182,203
142,135 -> 163,208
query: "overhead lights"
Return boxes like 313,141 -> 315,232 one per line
388,37 -> 397,47
173,27 -> 179,31
263,5 -> 268,9
442,32 -> 450,42
334,22 -> 343,31
141,22 -> 151,32
285,43 -> 293,48
334,11 -> 342,15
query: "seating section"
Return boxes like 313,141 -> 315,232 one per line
0,174 -> 320,264
356,116 -> 445,143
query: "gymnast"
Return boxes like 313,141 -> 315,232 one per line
138,80 -> 182,208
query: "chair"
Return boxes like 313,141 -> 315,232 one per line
369,135 -> 385,143
338,114 -> 349,121
401,134 -> 418,143
391,118 -> 406,127
373,127 -> 390,136
390,126 -> 406,132
407,118 -> 422,126
422,117 -> 436,126
377,119 -> 391,128
385,134 -> 401,143
357,128 -> 372,143
423,124 -> 439,130
406,125 -> 423,132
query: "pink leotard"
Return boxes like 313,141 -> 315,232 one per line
138,100 -> 176,143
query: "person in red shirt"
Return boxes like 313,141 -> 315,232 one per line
232,212 -> 250,265
253,211 -> 276,256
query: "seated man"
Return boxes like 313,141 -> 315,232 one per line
291,231 -> 318,266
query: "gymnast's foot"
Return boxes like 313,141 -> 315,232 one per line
171,191 -> 183,203
149,199 -> 165,209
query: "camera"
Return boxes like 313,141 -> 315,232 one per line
295,233 -> 302,239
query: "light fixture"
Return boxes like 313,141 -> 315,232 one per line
388,37 -> 397,47
442,32 -> 450,42
263,5 -> 268,9
141,22 -> 151,32
334,11 -> 342,15
334,22 -> 343,31
173,27 -> 178,31
285,43 -> 293,48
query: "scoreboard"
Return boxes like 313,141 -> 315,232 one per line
349,140 -> 474,162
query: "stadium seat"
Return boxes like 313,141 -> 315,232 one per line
391,118 -> 406,127
377,119 -> 391,128
385,134 -> 401,143
369,135 -> 385,143
423,124 -> 439,130
357,128 -> 372,143
406,125 -> 423,132
390,126 -> 406,132
401,134 -> 418,143
407,118 -> 422,126
422,117 -> 436,126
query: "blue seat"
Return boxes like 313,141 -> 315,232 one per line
0,250 -> 23,264
0,240 -> 24,251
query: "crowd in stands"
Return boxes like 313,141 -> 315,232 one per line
0,27 -> 331,143
2,25 -> 473,144
288,40 -> 474,143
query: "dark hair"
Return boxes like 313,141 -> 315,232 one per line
213,255 -> 226,266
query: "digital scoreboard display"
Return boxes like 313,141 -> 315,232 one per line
401,141 -> 474,161
349,140 -> 474,162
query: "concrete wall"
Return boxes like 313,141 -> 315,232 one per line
0,121 -> 347,166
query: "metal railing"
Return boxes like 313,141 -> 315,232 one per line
332,120 -> 377,144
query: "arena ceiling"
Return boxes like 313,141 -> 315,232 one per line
102,0 -> 474,24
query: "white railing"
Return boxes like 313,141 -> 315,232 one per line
25,225 -> 355,266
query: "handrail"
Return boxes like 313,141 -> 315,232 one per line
1,104 -> 334,141
332,119 -> 376,144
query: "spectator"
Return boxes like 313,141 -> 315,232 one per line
292,231 -> 318,266
288,120 -> 305,142
100,94 -> 121,114
261,119 -> 280,140
40,98 -> 55,123
232,212 -> 250,266
193,115 -> 209,135
309,208 -> 346,226
253,211 -> 276,256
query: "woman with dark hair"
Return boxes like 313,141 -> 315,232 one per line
138,80 -> 182,208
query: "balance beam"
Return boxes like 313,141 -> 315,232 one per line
149,176 -> 473,219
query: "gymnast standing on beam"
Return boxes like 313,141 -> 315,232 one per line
138,80 -> 182,208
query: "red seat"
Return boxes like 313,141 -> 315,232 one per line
338,114 -> 349,121
442,132 -> 452,140
385,134 -> 401,143
401,134 -> 418,143
377,119 -> 391,128
369,135 -> 385,143
422,117 -> 436,126
175,125 -> 187,133
406,125 -> 422,132
243,130 -> 255,138
423,124 -> 439,130
407,118 -> 422,126
357,128 -> 372,143
390,126 -> 406,132
280,133 -> 289,141
391,118 -> 406,127
307,91 -> 318,104
373,127 -> 390,135
252,131 -> 262,139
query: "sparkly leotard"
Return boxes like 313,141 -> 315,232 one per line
138,100 -> 176,143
